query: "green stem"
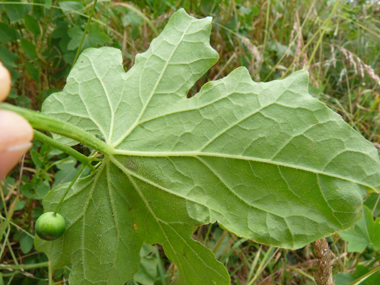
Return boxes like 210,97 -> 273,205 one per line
0,103 -> 113,155
73,0 -> 98,64
263,1 -> 316,81
48,260 -> 53,285
0,214 -> 34,238
5,238 -> 19,266
0,262 -> 49,270
282,0 -> 341,78
306,0 -> 341,68
33,130 -> 96,171
249,246 -> 276,285
54,164 -> 86,215
262,0 -> 271,54
348,264 -> 380,285
0,226 -> 11,258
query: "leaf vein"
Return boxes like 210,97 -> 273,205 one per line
112,19 -> 195,147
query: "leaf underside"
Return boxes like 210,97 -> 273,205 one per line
36,9 -> 380,285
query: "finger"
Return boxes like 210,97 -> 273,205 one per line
0,110 -> 34,180
0,61 -> 11,102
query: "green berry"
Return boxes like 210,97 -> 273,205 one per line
363,252 -> 372,260
35,212 -> 66,241
366,244 -> 375,253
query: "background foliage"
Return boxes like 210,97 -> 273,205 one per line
0,0 -> 379,284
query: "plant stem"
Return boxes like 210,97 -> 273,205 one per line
262,0 -> 271,54
33,130 -> 96,171
282,0 -> 341,78
249,246 -> 276,284
48,260 -> 53,285
348,264 -> 380,285
0,262 -> 49,270
0,103 -> 113,155
54,164 -> 87,215
73,0 -> 98,65
263,1 -> 316,82
0,215 -> 34,238
306,0 -> 341,68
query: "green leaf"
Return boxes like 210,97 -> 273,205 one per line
353,264 -> 380,285
44,0 -> 52,10
0,45 -> 19,68
32,0 -> 44,20
31,150 -> 43,169
339,205 -> 380,253
36,9 -> 380,285
21,183 -> 36,199
24,14 -> 41,37
25,61 -> 39,82
15,200 -> 26,211
133,244 -> 159,285
5,1 -> 29,23
0,22 -> 21,43
52,159 -> 80,188
0,33 -> 10,45
364,193 -> 380,216
67,24 -> 111,52
122,11 -> 143,27
268,40 -> 291,57
51,21 -> 71,54
58,1 -> 84,13
333,272 -> 356,285
20,233 -> 34,254
67,26 -> 83,51
0,28 -> 11,44
35,180 -> 51,200
21,39 -> 38,60
87,24 -> 111,47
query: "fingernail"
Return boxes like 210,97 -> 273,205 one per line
3,142 -> 32,152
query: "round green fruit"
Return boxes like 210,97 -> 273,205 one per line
363,252 -> 373,260
35,212 -> 66,241
366,244 -> 375,253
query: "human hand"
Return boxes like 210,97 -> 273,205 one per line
0,62 -> 33,180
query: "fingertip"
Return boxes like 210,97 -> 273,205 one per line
0,110 -> 33,180
0,61 -> 12,102
0,110 -> 34,152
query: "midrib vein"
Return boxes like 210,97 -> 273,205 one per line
110,156 -> 285,221
110,150 -> 376,190
88,56 -> 115,143
112,20 -> 194,148
106,161 -> 121,283
79,159 -> 106,281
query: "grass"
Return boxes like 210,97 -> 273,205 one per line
1,0 -> 380,284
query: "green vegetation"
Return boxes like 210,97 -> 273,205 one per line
1,1 -> 380,284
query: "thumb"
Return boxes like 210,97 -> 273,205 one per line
0,110 -> 34,180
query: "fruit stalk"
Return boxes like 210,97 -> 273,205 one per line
33,130 -> 96,171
